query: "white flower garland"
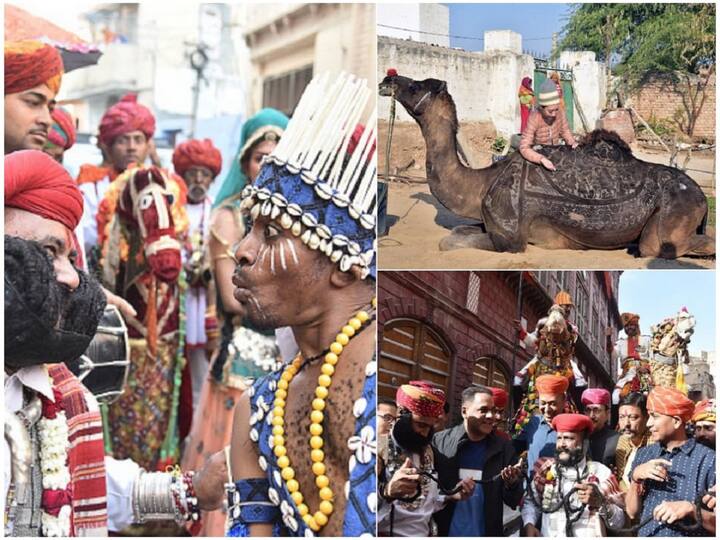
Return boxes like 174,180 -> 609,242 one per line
37,408 -> 72,536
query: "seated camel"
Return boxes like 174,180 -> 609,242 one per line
379,72 -> 715,259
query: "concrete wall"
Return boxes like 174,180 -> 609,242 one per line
379,35 -> 607,137
378,35 -> 535,137
378,3 -> 449,47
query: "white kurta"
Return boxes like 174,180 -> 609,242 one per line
78,176 -> 112,256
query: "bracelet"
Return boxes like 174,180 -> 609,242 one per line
183,471 -> 201,522
132,470 -> 178,523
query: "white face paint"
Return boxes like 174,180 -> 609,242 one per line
279,241 -> 287,271
269,245 -> 276,275
285,238 -> 299,266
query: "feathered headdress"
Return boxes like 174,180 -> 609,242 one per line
239,72 -> 377,279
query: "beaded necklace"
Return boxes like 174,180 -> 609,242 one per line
270,298 -> 376,533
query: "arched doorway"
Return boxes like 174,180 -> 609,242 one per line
378,318 -> 452,401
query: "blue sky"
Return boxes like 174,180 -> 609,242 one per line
447,3 -> 573,56
618,271 -> 715,355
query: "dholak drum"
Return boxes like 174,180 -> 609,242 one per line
75,305 -> 130,403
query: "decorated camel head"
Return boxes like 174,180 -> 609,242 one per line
651,307 -> 695,356
544,304 -> 568,336
378,69 -> 715,259
118,167 -> 182,282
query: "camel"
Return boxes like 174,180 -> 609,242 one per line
379,73 -> 715,258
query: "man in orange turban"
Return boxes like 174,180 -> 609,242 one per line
5,40 -> 64,154
44,106 -> 76,163
626,387 -> 716,536
523,413 -> 625,536
692,399 -> 715,450
490,387 -> 510,438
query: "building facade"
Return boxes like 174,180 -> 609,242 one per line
378,271 -> 622,423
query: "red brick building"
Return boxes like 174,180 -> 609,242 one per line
378,271 -> 623,420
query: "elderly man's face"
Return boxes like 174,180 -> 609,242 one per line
184,166 -> 214,204
647,411 -> 682,443
694,421 -> 716,450
4,84 -> 54,153
556,431 -> 583,465
584,404 -> 609,431
105,130 -> 149,172
539,393 -> 565,424
5,208 -> 79,290
618,404 -> 647,438
232,216 -> 331,330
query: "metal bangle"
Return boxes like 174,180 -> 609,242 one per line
134,472 -> 177,521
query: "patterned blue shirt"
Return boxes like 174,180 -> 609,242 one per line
516,414 -> 557,479
630,437 -> 715,537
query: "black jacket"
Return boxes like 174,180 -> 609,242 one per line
589,425 -> 621,469
432,424 -> 524,536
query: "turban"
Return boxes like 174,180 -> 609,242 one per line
396,381 -> 446,418
647,387 -> 695,422
172,139 -> 223,179
535,374 -> 569,396
621,312 -> 640,327
692,399 -> 716,424
581,388 -> 611,407
98,94 -> 155,146
552,413 -> 594,434
47,107 -> 76,150
490,387 -> 509,408
5,40 -> 63,96
554,290 -> 573,306
5,150 -> 83,231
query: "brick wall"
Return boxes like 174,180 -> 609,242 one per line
630,73 -> 716,140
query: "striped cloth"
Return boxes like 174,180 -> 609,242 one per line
48,364 -> 109,537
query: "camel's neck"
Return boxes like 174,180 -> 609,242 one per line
417,102 -> 492,220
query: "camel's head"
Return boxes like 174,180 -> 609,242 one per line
379,69 -> 447,117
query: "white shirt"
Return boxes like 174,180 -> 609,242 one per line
4,365 -> 137,533
78,175 -> 112,256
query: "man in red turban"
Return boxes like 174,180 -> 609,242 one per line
692,399 -> 715,450
581,387 -> 619,468
490,387 -> 511,439
5,40 -> 63,154
171,138 -> 223,421
626,387 -> 715,536
44,106 -> 76,163
76,93 -> 159,258
523,413 -> 625,537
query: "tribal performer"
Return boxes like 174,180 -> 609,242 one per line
4,150 -> 226,536
181,109 -> 288,536
77,94 -> 157,258
226,72 -> 377,536
521,413 -> 625,537
171,138 -> 222,414
611,312 -> 652,404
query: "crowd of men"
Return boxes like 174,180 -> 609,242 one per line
5,38 -> 377,537
378,378 -> 715,537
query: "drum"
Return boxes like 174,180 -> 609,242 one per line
75,305 -> 130,403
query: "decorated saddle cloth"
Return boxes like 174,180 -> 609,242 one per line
227,355 -> 377,537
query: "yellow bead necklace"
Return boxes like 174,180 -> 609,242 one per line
270,298 -> 376,533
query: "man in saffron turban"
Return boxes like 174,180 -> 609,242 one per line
692,399 -> 715,450
44,106 -> 76,163
4,40 -> 63,154
612,311 -> 652,404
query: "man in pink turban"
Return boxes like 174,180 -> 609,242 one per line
76,94 -> 158,258
581,387 -> 619,468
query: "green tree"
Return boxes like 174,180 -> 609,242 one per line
560,3 -> 715,137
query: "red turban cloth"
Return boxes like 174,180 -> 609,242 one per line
5,40 -> 63,96
581,388 -> 611,407
98,94 -> 156,146
172,138 -> 222,179
396,381 -> 446,418
5,150 -> 83,231
692,399 -> 716,424
47,107 -> 76,150
552,413 -> 594,434
535,374 -> 569,396
647,387 -> 695,422
490,387 -> 509,408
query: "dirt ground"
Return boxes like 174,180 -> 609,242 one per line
378,121 -> 716,270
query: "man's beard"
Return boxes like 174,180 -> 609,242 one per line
555,446 -> 584,467
392,413 -> 433,454
187,183 -> 208,204
696,435 -> 715,450
5,235 -> 107,368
